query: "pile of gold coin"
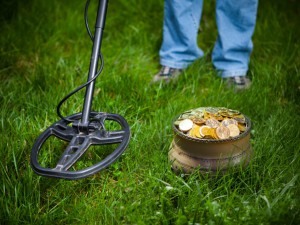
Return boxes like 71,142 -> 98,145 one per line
174,107 -> 248,140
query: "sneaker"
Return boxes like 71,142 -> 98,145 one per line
151,66 -> 183,83
224,76 -> 252,91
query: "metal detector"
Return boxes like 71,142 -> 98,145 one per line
30,0 -> 130,179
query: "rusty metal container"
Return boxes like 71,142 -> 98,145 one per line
169,116 -> 252,174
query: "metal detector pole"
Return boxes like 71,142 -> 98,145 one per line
81,0 -> 108,127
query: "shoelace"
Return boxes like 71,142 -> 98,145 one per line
232,76 -> 246,85
159,66 -> 181,77
159,66 -> 172,77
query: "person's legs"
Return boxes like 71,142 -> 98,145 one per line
160,0 -> 204,69
212,0 -> 258,78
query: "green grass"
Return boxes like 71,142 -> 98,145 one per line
1,0 -> 300,224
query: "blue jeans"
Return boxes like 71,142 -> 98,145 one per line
159,0 -> 258,78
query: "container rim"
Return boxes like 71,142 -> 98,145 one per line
172,114 -> 252,143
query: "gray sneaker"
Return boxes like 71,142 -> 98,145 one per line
151,66 -> 183,83
224,76 -> 252,91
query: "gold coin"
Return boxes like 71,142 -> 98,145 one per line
179,119 -> 193,132
238,123 -> 246,132
205,107 -> 219,116
203,111 -> 211,120
233,114 -> 246,123
218,107 -> 229,114
191,117 -> 206,125
213,115 -> 224,121
187,129 -> 195,138
206,128 -> 216,139
228,109 -> 240,115
215,126 -> 230,139
210,128 -> 219,139
227,124 -> 240,137
205,118 -> 220,128
199,125 -> 212,137
190,124 -> 201,138
221,118 -> 238,127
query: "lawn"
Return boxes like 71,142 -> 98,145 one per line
0,0 -> 299,224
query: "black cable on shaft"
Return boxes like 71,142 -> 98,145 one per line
85,0 -> 94,41
56,0 -> 103,122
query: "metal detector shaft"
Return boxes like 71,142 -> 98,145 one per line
81,0 -> 108,126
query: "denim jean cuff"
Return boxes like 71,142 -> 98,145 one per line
160,59 -> 190,69
218,69 -> 248,78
